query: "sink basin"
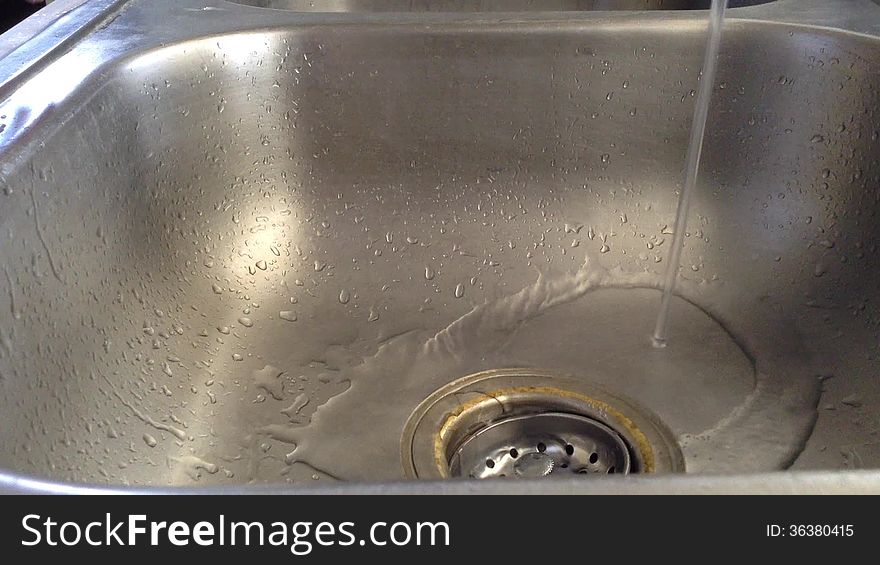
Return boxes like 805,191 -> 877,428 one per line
1,0 -> 880,493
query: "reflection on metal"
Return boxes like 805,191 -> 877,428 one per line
230,0 -> 770,12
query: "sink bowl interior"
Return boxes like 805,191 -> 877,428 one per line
229,0 -> 774,12
1,18 -> 879,487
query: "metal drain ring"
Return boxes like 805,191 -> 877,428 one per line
402,368 -> 685,479
451,412 -> 632,478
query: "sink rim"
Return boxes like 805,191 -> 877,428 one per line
220,0 -> 778,13
4,467 -> 880,494
2,0 -> 879,103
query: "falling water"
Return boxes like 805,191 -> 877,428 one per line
652,0 -> 728,348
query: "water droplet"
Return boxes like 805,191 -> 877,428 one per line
454,283 -> 465,299
232,353 -> 244,361
280,310 -> 297,322
211,284 -> 223,294
256,260 -> 267,270
217,326 -> 230,335
599,244 -> 611,254
811,134 -> 825,143
425,266 -> 435,280
238,317 -> 254,327
338,289 -> 350,304
143,434 -> 158,448
314,260 -> 326,272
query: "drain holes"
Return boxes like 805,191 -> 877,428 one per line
449,412 -> 634,479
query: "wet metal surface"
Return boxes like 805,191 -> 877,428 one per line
1,0 -> 880,493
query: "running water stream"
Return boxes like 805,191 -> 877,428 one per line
652,0 -> 728,348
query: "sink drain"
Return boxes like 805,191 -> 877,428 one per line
402,368 -> 684,479
451,412 -> 632,478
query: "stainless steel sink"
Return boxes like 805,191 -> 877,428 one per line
2,0 -> 880,494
